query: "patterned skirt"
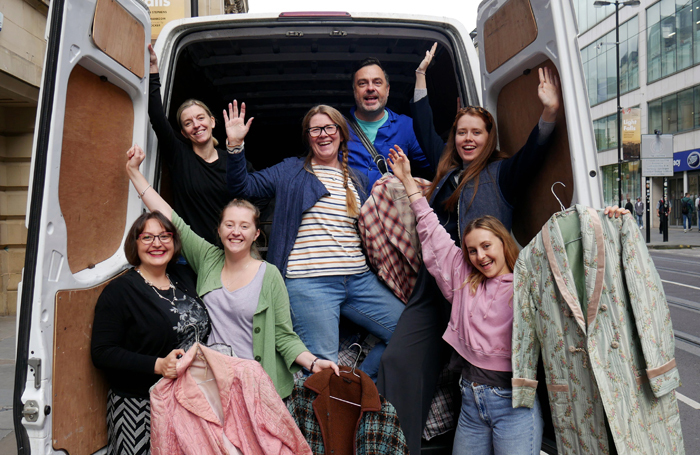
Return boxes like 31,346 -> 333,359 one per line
107,389 -> 151,455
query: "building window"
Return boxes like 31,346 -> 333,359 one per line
582,16 -> 639,106
601,161 -> 642,207
574,0 -> 616,33
593,112 -> 625,152
648,81 -> 700,134
647,0 -> 700,84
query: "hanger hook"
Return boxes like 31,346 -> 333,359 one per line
349,343 -> 362,377
551,182 -> 566,212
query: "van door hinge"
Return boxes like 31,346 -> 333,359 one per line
28,358 -> 41,389
329,30 -> 347,36
286,31 -> 304,37
22,400 -> 39,422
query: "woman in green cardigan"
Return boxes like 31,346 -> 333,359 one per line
126,144 -> 339,398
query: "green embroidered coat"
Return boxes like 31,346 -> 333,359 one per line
512,206 -> 683,454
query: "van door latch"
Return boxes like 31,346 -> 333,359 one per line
286,31 -> 304,37
28,358 -> 41,389
22,400 -> 39,422
330,30 -> 347,36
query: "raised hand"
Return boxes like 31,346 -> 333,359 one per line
126,144 -> 146,172
387,146 -> 412,182
415,42 -> 437,90
148,44 -> 159,74
538,66 -> 560,123
223,100 -> 253,147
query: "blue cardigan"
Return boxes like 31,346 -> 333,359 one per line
227,151 -> 369,277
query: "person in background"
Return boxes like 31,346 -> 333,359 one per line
91,212 -> 211,455
681,192 -> 693,232
624,197 -> 634,214
126,144 -> 339,399
657,197 -> 670,235
226,103 -> 405,381
346,57 -> 437,192
696,194 -> 700,232
634,196 -> 645,229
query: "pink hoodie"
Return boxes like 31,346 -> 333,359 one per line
412,197 -> 514,372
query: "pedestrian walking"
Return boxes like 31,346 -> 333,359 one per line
634,197 -> 644,228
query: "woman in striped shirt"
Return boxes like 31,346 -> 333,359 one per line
227,103 -> 405,381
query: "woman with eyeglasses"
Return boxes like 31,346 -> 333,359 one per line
124,143 -> 340,401
91,212 -> 210,455
226,103 -> 405,382
376,43 -> 562,454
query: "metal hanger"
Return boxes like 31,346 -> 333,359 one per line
551,182 -> 567,212
330,343 -> 363,407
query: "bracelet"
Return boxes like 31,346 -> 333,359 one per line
309,357 -> 319,373
138,185 -> 151,199
415,69 -> 426,75
407,191 -> 422,198
226,139 -> 245,154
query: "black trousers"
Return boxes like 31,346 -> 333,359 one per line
377,265 -> 456,455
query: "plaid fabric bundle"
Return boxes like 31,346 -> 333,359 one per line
359,175 -> 432,303
422,365 -> 460,440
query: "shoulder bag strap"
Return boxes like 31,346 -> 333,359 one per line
346,115 -> 389,176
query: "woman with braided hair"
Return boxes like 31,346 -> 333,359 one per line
226,103 -> 404,381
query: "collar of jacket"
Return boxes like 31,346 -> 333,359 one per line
172,343 -> 235,425
541,205 -> 606,335
303,368 -> 382,454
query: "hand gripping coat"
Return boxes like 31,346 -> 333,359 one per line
511,206 -> 683,455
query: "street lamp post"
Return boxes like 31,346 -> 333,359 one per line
593,0 -> 640,208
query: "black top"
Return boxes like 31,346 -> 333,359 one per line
148,73 -> 231,245
91,265 -> 210,398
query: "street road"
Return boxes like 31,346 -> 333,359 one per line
651,249 -> 700,454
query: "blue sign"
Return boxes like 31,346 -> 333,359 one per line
674,148 -> 700,172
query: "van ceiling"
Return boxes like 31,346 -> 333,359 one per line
165,23 -> 462,170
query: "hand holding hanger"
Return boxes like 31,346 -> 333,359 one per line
155,348 -> 186,379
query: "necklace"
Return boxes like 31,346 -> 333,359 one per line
136,268 -> 180,306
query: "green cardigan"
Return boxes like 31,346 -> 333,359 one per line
173,212 -> 307,398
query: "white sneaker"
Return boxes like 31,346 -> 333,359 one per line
684,229 -> 687,233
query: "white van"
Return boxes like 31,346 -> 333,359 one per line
13,0 -> 601,453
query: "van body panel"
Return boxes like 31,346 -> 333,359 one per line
478,0 -> 601,247
15,0 -> 150,452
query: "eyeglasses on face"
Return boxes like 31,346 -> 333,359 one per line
138,232 -> 174,244
307,124 -> 339,137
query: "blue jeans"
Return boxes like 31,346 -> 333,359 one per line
636,214 -> 643,228
285,271 -> 404,381
683,214 -> 691,229
453,379 -> 543,455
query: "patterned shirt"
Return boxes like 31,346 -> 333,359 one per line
286,165 -> 368,278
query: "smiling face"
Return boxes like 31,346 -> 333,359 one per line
218,206 -> 260,257
137,219 -> 175,269
464,228 -> 510,279
308,113 -> 342,166
179,104 -> 215,145
454,113 -> 489,163
353,64 -> 390,121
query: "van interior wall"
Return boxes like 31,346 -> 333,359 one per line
164,34 -> 460,172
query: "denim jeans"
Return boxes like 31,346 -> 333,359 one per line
683,214 -> 691,230
453,379 -> 543,455
285,271 -> 404,381
636,214 -> 644,228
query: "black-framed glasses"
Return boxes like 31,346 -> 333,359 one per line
307,124 -> 339,137
138,232 -> 174,244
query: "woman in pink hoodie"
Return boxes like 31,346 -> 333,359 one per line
387,148 -> 540,455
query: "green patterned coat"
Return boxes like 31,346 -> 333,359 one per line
512,206 -> 683,454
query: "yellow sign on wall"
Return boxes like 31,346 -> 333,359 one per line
622,107 -> 641,161
148,0 -> 186,39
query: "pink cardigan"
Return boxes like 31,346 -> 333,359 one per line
150,344 -> 312,455
412,197 -> 514,372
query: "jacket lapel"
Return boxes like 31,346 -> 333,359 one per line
581,207 -> 606,333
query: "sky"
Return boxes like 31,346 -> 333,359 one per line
248,0 -> 483,33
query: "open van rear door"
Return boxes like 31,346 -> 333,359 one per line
14,0 -> 150,452
477,0 -> 602,247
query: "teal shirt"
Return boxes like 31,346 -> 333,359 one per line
355,110 -> 388,143
173,211 -> 307,398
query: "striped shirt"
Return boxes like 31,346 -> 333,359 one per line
286,165 -> 369,278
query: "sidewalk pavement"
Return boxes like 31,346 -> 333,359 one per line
0,226 -> 695,455
0,317 -> 15,454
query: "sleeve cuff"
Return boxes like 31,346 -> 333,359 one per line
512,377 -> 538,408
413,88 -> 428,103
536,117 -> 555,144
647,359 -> 681,397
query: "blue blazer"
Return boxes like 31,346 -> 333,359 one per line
227,151 -> 368,277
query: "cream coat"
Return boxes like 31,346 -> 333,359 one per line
512,206 -> 683,454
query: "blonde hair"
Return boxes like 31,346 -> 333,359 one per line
461,215 -> 519,294
301,105 -> 359,217
176,99 -> 220,147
